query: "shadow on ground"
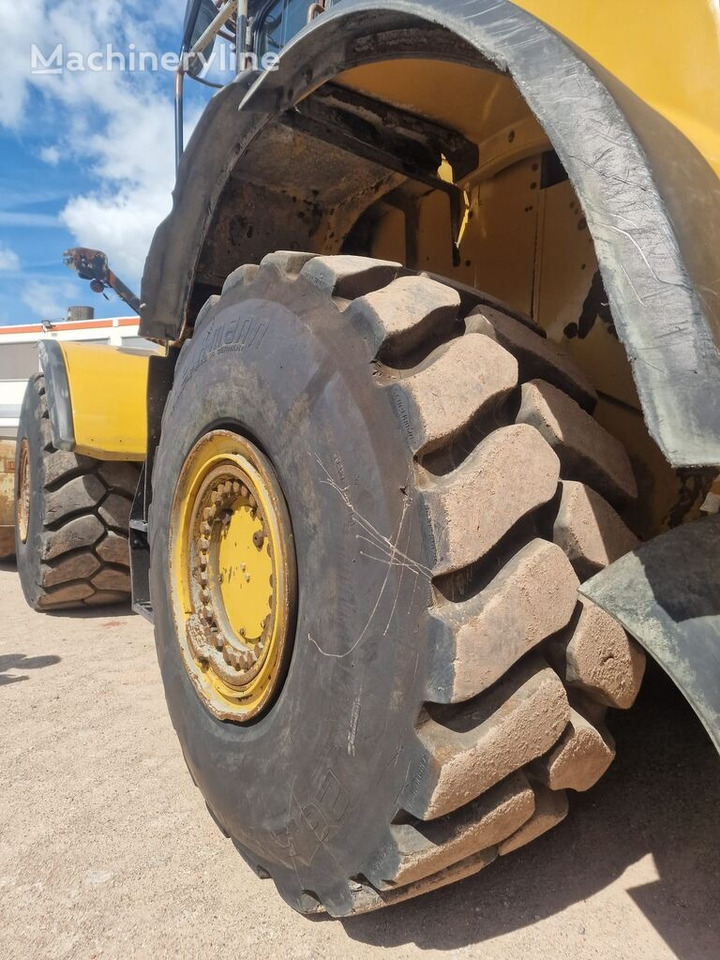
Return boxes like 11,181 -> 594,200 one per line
343,663 -> 720,960
0,652 -> 61,686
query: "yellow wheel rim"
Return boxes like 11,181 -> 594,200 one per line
17,438 -> 30,545
170,430 -> 296,723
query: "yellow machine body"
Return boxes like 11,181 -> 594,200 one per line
40,341 -> 158,461
515,0 -> 720,175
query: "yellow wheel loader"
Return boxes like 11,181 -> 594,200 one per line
19,0 -> 720,917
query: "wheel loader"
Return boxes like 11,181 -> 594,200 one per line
15,0 -> 720,917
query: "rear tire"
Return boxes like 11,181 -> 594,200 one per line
150,254 -> 645,916
14,374 -> 140,611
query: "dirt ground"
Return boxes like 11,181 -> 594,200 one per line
1,561 -> 718,960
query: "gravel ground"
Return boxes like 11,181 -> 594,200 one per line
1,560 -> 718,960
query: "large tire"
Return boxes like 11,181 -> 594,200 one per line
14,374 -> 140,611
150,253 -> 646,917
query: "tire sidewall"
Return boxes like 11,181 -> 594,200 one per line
15,376 -> 48,608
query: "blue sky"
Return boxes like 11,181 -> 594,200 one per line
0,1 -> 215,325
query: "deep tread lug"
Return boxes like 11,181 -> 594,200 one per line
97,461 -> 141,498
421,424 -> 560,576
84,590 -> 129,606
300,254 -> 400,300
95,531 -> 131,566
428,539 -> 579,703
347,275 -> 459,360
553,480 -> 639,579
529,708 -> 615,792
348,847 -> 499,917
388,334 -> 518,456
548,601 -> 646,709
91,566 -> 131,592
45,474 -> 106,524
365,771 -> 534,889
40,515 -> 105,561
42,450 -> 96,488
498,782 -> 569,855
37,581 -> 95,607
260,251 -> 316,276
404,660 -> 569,820
221,263 -> 260,296
467,305 -> 597,410
98,494 -> 132,532
192,295 -> 220,334
43,551 -> 101,586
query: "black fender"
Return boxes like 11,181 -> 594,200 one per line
139,0 -> 720,468
37,340 -> 75,451
581,515 -> 720,756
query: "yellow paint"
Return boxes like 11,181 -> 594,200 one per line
59,342 -> 160,460
513,0 -> 720,174
218,501 -> 273,642
170,430 -> 296,723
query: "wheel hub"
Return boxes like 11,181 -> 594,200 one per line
17,438 -> 30,544
170,430 -> 296,722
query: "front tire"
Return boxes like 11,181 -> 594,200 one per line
150,253 -> 645,916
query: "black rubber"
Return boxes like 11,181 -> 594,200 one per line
149,254 -> 644,917
14,374 -> 140,611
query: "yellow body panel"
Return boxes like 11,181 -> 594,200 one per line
59,342 -> 159,460
514,0 -> 720,174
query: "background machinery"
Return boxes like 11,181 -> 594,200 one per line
1,310 -> 145,604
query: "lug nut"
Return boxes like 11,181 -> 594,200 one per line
253,531 -> 265,549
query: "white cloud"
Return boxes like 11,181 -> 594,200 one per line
61,181 -> 174,279
21,279 -> 77,320
0,0 -> 45,128
0,247 -> 21,272
0,0 -> 194,285
39,145 -> 61,166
